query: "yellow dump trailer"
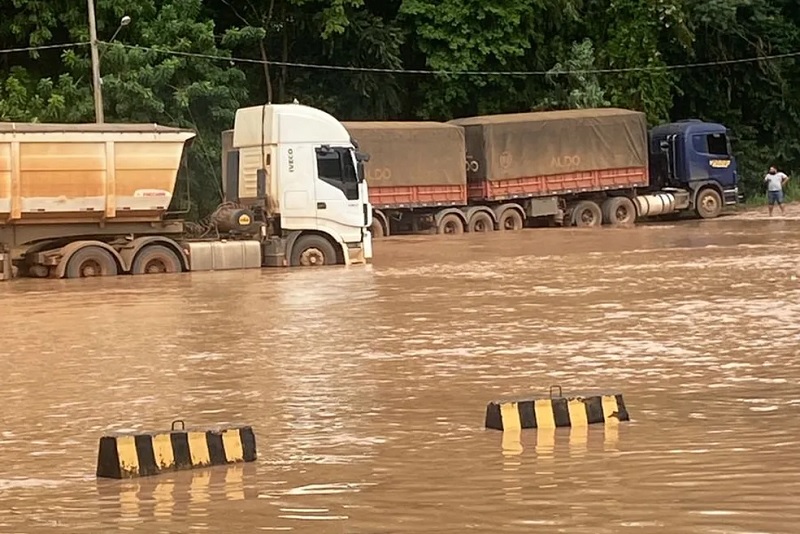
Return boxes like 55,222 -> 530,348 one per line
0,123 -> 195,222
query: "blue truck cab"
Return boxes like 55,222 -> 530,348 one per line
649,120 -> 740,218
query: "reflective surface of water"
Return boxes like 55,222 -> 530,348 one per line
1,207 -> 800,533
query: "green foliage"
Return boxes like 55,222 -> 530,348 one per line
398,0 -> 538,118
540,39 -> 610,110
1,0 -> 799,219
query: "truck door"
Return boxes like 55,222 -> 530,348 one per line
690,132 -> 736,189
314,146 -> 366,242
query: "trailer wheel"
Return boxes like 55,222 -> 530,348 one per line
437,213 -> 464,235
497,209 -> 524,231
468,212 -> 494,233
602,197 -> 637,225
291,235 -> 338,267
695,188 -> 722,219
131,245 -> 182,275
571,200 -> 603,227
65,246 -> 119,278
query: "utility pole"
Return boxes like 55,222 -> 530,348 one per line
87,0 -> 104,123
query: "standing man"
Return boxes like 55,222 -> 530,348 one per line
764,165 -> 789,216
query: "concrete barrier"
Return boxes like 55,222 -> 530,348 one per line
485,386 -> 629,431
96,421 -> 257,479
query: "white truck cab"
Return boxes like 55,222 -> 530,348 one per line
225,103 -> 372,267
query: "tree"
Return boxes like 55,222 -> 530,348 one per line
538,39 -> 610,110
2,0 -> 798,210
398,0 -> 539,118
672,0 -> 800,195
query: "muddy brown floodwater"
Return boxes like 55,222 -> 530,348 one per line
2,206 -> 800,534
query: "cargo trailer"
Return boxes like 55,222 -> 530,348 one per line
348,108 -> 739,237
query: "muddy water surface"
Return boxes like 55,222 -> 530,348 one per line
1,206 -> 800,533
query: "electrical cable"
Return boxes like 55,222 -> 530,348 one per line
107,42 -> 800,76
0,42 -> 89,55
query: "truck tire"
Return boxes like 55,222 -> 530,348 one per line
695,188 -> 722,219
497,209 -> 524,231
29,265 -> 50,278
602,197 -> 637,225
65,246 -> 119,278
291,235 -> 338,267
437,213 -> 464,235
370,218 -> 385,239
131,245 -> 182,275
468,212 -> 494,233
571,200 -> 603,227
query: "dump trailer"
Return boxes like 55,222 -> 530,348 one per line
0,103 -> 372,281
350,108 -> 739,238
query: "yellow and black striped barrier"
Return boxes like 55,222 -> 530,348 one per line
96,420 -> 257,479
485,386 -> 629,431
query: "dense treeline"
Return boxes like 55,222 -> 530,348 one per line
2,0 -> 798,216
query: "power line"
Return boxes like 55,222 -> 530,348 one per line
108,42 -> 800,76
2,40 -> 797,76
0,42 -> 89,55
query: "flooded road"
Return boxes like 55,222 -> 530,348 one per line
2,206 -> 800,533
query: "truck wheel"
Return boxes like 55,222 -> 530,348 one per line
65,246 -> 118,278
370,218 -> 385,239
131,245 -> 182,275
291,235 -> 338,267
602,197 -> 637,225
437,213 -> 464,235
29,264 -> 50,279
571,201 -> 602,227
497,209 -> 524,231
468,212 -> 494,233
695,188 -> 722,219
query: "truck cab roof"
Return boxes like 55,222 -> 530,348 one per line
651,120 -> 728,138
233,103 -> 352,148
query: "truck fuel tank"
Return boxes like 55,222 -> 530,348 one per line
186,240 -> 262,272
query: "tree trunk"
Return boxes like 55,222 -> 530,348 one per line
260,39 -> 273,104
280,30 -> 289,103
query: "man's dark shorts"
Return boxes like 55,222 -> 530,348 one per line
768,190 -> 784,205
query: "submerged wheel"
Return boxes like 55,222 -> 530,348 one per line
602,197 -> 637,225
571,200 -> 603,227
468,211 -> 494,233
28,264 -> 50,279
436,213 -> 464,235
370,218 -> 385,239
497,209 -> 524,231
695,188 -> 722,219
291,235 -> 338,267
131,245 -> 182,275
65,246 -> 118,278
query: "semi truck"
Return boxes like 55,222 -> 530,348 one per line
344,108 -> 740,237
0,103 -> 372,281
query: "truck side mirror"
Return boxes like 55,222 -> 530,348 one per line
356,151 -> 370,163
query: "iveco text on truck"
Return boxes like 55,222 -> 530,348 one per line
0,103 -> 372,281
